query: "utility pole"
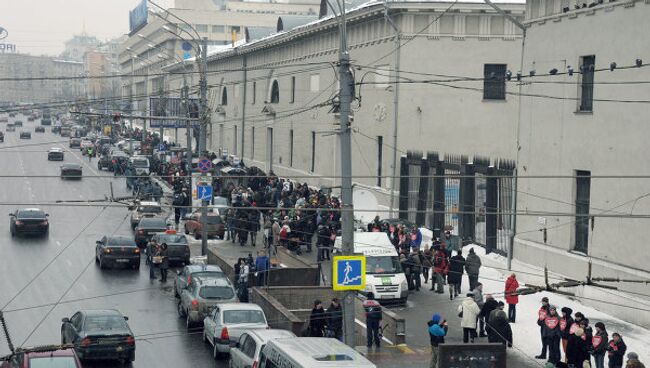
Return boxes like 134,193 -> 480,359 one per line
199,37 -> 209,256
337,0 -> 356,348
129,57 -> 135,155
143,63 -> 148,143
240,55 -> 247,158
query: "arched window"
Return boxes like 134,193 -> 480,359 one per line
221,87 -> 228,106
270,80 -> 279,104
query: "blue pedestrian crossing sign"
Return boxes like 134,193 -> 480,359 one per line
197,184 -> 212,201
332,256 -> 366,291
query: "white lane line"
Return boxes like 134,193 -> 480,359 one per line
56,241 -> 62,247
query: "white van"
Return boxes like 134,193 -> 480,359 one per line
130,156 -> 150,175
334,232 -> 408,303
259,337 -> 376,368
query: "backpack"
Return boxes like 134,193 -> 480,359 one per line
280,226 -> 288,239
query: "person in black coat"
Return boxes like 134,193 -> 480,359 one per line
606,332 -> 627,368
309,299 -> 327,337
487,310 -> 513,346
326,298 -> 343,340
567,328 -> 590,368
447,250 -> 465,299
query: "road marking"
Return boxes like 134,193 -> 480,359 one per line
56,241 -> 61,247
355,319 -> 395,345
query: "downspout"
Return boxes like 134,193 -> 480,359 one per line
385,4 -> 401,218
241,54 -> 247,159
484,0 -> 526,270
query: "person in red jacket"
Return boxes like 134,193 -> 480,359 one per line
504,273 -> 519,323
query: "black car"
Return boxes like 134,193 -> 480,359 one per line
69,138 -> 81,148
48,147 -> 64,161
61,163 -> 82,179
0,131 -> 3,143
146,230 -> 190,266
19,131 -> 31,139
61,309 -> 135,363
51,125 -> 61,134
98,151 -> 128,171
134,217 -> 169,248
35,126 -> 45,133
41,118 -> 52,126
9,208 -> 49,237
95,235 -> 140,270
14,120 -> 22,127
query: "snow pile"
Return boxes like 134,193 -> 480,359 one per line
464,244 -> 650,365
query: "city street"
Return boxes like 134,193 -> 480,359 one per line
0,117 -> 223,367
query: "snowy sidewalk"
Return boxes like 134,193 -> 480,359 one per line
467,244 -> 650,365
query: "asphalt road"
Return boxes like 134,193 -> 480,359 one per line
0,115 -> 224,367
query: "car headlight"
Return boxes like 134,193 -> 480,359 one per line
400,280 -> 408,290
365,284 -> 373,293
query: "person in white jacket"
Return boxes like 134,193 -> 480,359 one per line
458,292 -> 481,343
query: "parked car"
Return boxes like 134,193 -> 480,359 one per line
178,277 -> 237,329
14,120 -> 23,126
203,303 -> 269,359
95,235 -> 141,270
60,309 -> 135,364
19,131 -> 31,139
47,147 -> 64,161
130,201 -> 163,229
69,137 -> 81,148
229,329 -> 296,368
34,126 -> 45,133
9,208 -> 49,237
97,150 -> 128,171
174,264 -> 225,298
6,124 -> 15,132
134,217 -> 168,248
146,230 -> 190,266
0,131 -> 3,143
60,163 -> 82,180
0,347 -> 82,368
51,125 -> 61,134
129,156 -> 150,175
184,211 -> 225,240
259,337 -> 376,368
41,118 -> 52,126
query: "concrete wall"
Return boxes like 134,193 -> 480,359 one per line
513,0 -> 650,316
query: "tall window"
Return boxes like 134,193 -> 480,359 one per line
377,136 -> 383,187
310,74 -> 320,92
483,64 -> 507,100
212,25 -> 224,33
310,131 -> 316,172
195,24 -> 208,33
289,129 -> 294,167
574,170 -> 591,253
221,87 -> 228,106
578,55 -> 595,112
251,127 -> 255,159
270,80 -> 279,104
252,82 -> 256,104
290,76 -> 296,103
233,125 -> 238,155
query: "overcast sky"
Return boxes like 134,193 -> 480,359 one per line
1,0 -> 172,57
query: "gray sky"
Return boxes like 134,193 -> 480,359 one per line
1,0 -> 172,56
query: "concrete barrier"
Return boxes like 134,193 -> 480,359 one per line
250,286 -> 406,345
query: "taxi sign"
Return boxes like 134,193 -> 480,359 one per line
332,255 -> 366,291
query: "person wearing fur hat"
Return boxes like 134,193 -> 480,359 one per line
591,321 -> 609,368
567,327 -> 590,368
427,313 -> 448,368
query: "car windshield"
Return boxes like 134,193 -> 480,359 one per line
139,218 -> 166,228
62,164 -> 80,169
223,310 -> 266,324
205,216 -> 222,225
107,238 -> 137,247
367,256 -> 403,274
158,234 -> 187,244
199,286 -> 234,299
132,159 -> 148,167
84,315 -> 128,332
192,270 -> 225,279
139,206 -> 161,214
17,210 -> 45,219
28,356 -> 78,368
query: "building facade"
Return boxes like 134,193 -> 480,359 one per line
167,0 -> 524,217
514,0 -> 650,326
0,54 -> 84,105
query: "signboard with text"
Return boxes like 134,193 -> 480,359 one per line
129,0 -> 148,34
149,96 -> 199,128
438,343 -> 506,368
0,26 -> 17,53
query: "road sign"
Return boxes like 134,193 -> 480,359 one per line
197,184 -> 213,201
158,144 -> 166,152
332,255 -> 366,291
197,157 -> 212,173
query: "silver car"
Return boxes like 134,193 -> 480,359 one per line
174,264 -> 225,298
229,329 -> 296,368
177,277 -> 237,329
130,201 -> 162,229
202,303 -> 269,359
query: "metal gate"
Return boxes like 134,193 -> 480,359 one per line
444,167 -> 460,236
474,173 -> 487,245
407,164 -> 421,224
496,173 -> 514,254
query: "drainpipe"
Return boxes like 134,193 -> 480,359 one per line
385,4 -> 401,218
241,54 -> 247,158
484,0 -> 526,270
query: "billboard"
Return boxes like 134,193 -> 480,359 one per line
149,96 -> 200,128
129,0 -> 148,34
0,26 -> 17,53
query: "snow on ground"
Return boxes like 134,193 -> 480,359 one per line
464,244 -> 650,365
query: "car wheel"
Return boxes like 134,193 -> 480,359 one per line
99,257 -> 106,270
203,331 -> 208,344
194,231 -> 200,240
10,228 -> 15,237
133,262 -> 140,271
185,313 -> 193,330
174,287 -> 180,299
212,339 -> 220,359
184,226 -> 189,235
177,302 -> 185,318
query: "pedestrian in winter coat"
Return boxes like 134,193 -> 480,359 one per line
326,298 -> 343,340
447,251 -> 465,300
567,328 -> 591,368
458,293 -> 481,343
560,307 -> 575,361
409,249 -> 423,291
422,248 -> 433,284
363,293 -> 383,349
504,273 -> 519,322
472,283 -> 486,337
607,333 -> 627,368
410,228 -> 422,249
541,305 -> 562,365
480,294 -> 499,329
487,310 -> 513,347
536,297 -> 552,359
465,248 -> 482,290
308,300 -> 327,337
488,301 -> 505,326
625,352 -> 645,368
432,244 -> 448,294
427,313 -> 448,368
254,250 -> 270,286
591,322 -> 609,368
580,318 -> 594,351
